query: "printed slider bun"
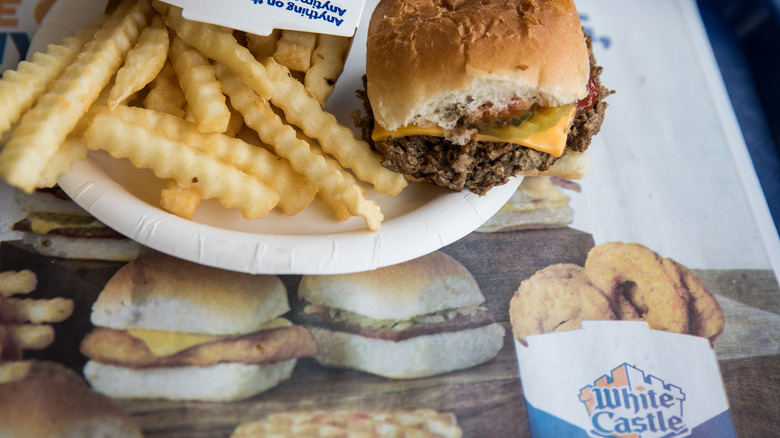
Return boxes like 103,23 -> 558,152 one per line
79,252 -> 316,402
291,251 -> 505,379
11,187 -> 149,262
356,0 -> 611,194
0,360 -> 142,438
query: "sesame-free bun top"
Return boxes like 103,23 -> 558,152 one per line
297,251 -> 484,321
91,252 -> 289,335
366,0 -> 591,131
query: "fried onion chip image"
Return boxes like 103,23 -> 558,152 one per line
509,264 -> 617,345
509,242 -> 725,344
584,242 -> 691,334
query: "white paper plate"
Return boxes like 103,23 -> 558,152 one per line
30,0 -> 521,274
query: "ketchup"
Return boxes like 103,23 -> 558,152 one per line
576,73 -> 600,111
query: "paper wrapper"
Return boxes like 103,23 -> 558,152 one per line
159,0 -> 365,37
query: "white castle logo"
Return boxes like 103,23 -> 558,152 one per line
579,363 -> 688,438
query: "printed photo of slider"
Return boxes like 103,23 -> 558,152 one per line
11,187 -> 149,262
79,252 -> 316,401
291,251 -> 506,379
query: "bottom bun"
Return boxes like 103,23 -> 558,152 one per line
84,360 -> 296,402
309,324 -> 506,379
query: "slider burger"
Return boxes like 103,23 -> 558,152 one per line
355,0 -> 611,194
291,251 -> 505,379
79,252 -> 316,401
11,186 -> 149,261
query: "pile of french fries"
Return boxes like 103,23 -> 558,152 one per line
0,0 -> 408,231
0,269 -> 74,360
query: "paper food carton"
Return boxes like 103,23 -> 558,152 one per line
516,321 -> 736,438
508,240 -> 737,438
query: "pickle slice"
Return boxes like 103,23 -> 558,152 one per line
471,103 -> 537,131
479,104 -> 573,140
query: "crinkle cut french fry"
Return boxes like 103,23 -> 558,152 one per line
0,0 -> 152,193
108,13 -> 169,110
155,3 -> 273,99
0,361 -> 32,384
0,297 -> 74,324
168,35 -> 230,133
246,30 -> 280,61
274,30 -> 316,72
264,57 -> 407,196
160,180 -> 201,220
0,324 -> 54,351
0,16 -> 105,135
224,104 -> 246,138
110,104 -> 317,215
317,192 -> 351,222
304,34 -> 351,106
83,112 -> 280,219
0,270 -> 37,298
297,129 -> 361,221
216,65 -> 383,231
37,136 -> 89,188
158,3 -> 406,196
143,61 -> 186,118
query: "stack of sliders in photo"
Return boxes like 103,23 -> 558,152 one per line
290,251 -> 505,379
11,187 -> 149,262
355,0 -> 611,194
79,252 -> 316,401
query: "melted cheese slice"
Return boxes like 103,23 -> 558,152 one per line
372,107 -> 576,158
29,213 -> 103,234
127,317 -> 293,357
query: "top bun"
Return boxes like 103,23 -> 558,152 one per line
91,252 -> 289,335
298,251 -> 484,320
366,0 -> 590,132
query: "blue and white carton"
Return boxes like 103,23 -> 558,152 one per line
516,321 -> 736,438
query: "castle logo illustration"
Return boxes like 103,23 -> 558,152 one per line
579,363 -> 688,438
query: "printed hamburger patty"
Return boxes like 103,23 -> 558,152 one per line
80,326 -> 316,368
354,36 -> 611,195
291,305 -> 497,342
